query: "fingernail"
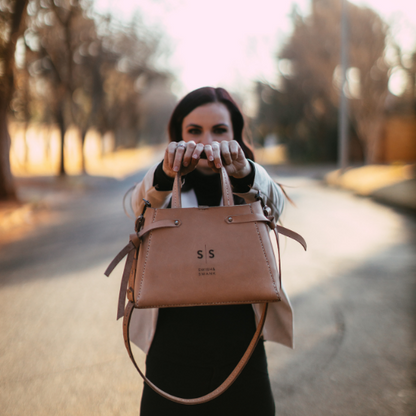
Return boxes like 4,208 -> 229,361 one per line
193,154 -> 198,159
183,162 -> 188,167
216,163 -> 222,168
173,166 -> 179,171
209,157 -> 214,161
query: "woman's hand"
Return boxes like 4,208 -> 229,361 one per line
162,141 -> 204,178
162,140 -> 251,179
204,140 -> 251,178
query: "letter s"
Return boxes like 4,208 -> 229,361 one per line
209,249 -> 215,258
197,250 -> 203,259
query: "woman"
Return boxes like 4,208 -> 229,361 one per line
130,87 -> 294,415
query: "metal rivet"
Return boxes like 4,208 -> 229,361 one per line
174,220 -> 179,225
228,217 -> 233,222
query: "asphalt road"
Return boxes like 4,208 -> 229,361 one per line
0,166 -> 415,416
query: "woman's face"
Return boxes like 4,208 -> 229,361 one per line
181,102 -> 233,172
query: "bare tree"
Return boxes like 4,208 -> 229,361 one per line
0,0 -> 28,200
20,0 -> 80,176
23,2 -> 168,174
254,0 -> 390,163
347,5 -> 389,163
95,16 -> 166,150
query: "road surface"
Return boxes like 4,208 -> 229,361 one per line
0,166 -> 415,415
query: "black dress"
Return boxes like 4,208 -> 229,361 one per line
140,166 -> 276,416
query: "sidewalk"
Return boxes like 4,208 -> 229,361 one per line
0,145 -> 164,240
325,164 -> 416,211
0,175 -> 118,243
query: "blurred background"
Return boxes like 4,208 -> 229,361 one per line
0,0 -> 415,415
1,0 -> 415,185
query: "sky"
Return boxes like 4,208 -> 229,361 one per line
94,0 -> 416,101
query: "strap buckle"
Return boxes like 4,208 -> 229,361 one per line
135,199 -> 151,232
255,191 -> 272,218
127,288 -> 135,302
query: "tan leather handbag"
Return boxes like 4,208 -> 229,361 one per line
105,167 -> 306,405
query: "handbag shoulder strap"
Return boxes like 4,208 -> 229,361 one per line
123,302 -> 268,405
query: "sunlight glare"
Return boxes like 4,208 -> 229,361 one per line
388,66 -> 409,96
94,0 -> 415,100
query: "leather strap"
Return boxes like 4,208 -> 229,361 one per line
226,214 -> 307,251
105,235 -> 141,320
123,302 -> 268,405
171,172 -> 182,209
104,236 -> 139,277
273,227 -> 282,286
127,249 -> 138,303
219,166 -> 234,206
172,166 -> 233,208
117,248 -> 136,319
138,219 -> 181,238
225,213 -> 270,224
276,224 -> 307,251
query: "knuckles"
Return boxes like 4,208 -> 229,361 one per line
165,139 -> 245,171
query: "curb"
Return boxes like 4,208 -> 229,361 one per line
325,164 -> 416,211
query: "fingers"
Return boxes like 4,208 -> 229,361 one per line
164,141 -> 206,176
164,140 -> 247,178
172,141 -> 187,172
205,140 -> 241,169
165,142 -> 178,171
191,143 -> 205,163
182,141 -> 195,167
223,140 -> 240,164
204,142 -> 221,168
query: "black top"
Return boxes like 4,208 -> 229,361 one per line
147,162 -> 264,367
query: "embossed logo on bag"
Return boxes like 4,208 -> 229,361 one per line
197,245 -> 215,262
198,267 -> 216,276
197,245 -> 216,276
197,249 -> 214,259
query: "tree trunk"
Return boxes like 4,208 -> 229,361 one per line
57,107 -> 66,176
80,129 -> 88,174
0,101 -> 17,201
0,0 -> 29,200
24,123 -> 30,167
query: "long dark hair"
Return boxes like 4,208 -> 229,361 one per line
168,87 -> 254,161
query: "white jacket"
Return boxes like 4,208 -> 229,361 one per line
129,162 -> 294,353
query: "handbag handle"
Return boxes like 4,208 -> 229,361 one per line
171,166 -> 234,208
123,302 -> 268,405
